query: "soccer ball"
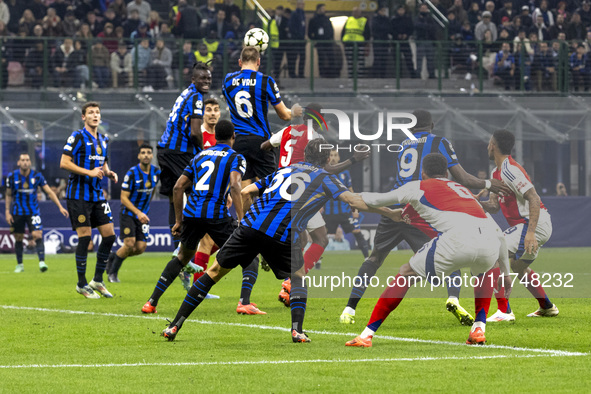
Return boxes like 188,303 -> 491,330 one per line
244,28 -> 269,52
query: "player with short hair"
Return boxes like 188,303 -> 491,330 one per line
202,97 -> 220,149
157,62 -> 211,249
345,153 -> 510,347
339,109 -> 510,326
60,101 -> 119,299
106,144 -> 160,283
481,129 -> 558,321
160,139 -> 390,343
4,153 -> 69,273
142,120 -> 264,315
222,46 -> 302,212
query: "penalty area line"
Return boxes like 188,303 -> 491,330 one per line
0,354 -> 581,369
1,305 -> 587,357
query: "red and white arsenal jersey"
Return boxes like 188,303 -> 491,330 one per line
363,178 -> 490,236
202,125 -> 216,149
492,156 -> 547,227
269,124 -> 320,168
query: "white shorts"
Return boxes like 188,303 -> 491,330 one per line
306,212 -> 326,232
504,210 -> 552,261
410,226 -> 501,278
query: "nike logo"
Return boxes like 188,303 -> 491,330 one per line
14,181 -> 20,184
86,142 -> 93,145
136,180 -> 142,183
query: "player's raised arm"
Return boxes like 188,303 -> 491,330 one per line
325,148 -> 370,174
42,184 -> 68,218
449,164 -> 510,195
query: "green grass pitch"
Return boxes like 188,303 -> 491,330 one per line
0,248 -> 589,392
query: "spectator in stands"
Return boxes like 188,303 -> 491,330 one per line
98,23 -> 118,53
494,42 -> 515,90
12,27 -> 29,64
570,43 -> 589,91
584,31 -> 591,52
372,5 -> 390,79
52,37 -> 75,87
556,182 -> 568,196
342,6 -> 370,79
62,10 -> 80,37
30,0 -> 47,22
209,9 -> 230,41
150,38 -> 173,89
92,39 -> 111,88
85,11 -> 103,37
76,23 -> 93,39
179,41 -> 196,84
51,0 -> 68,20
533,41 -> 556,91
19,9 -> 36,36
448,0 -> 467,25
127,0 -> 150,23
6,0 -> 23,34
555,1 -> 568,20
577,0 -> 591,28
131,21 -> 152,42
71,39 -> 89,88
25,40 -> 44,88
32,24 -> 44,40
109,0 -> 127,21
147,11 -> 160,37
42,7 -> 63,37
111,40 -> 132,87
391,5 -> 417,79
530,15 -> 550,41
532,0 -> 554,27
195,42 -> 213,65
103,9 -> 121,29
325,227 -> 351,251
475,11 -> 497,41
0,32 -> 10,88
484,1 -> 500,26
200,0 -> 219,32
124,9 -> 141,37
498,0 -> 515,25
0,0 -> 9,27
549,14 -> 567,40
222,0 -> 241,23
499,27 -> 512,41
461,20 -> 474,41
158,23 -> 176,51
308,3 -> 335,78
288,0 -> 306,79
130,37 -> 151,87
567,12 -> 585,40
467,2 -> 481,28
0,19 -> 9,36
499,16 -> 514,39
519,5 -> 533,29
114,26 -> 127,46
415,3 -> 437,79
448,12 -> 462,38
174,0 -> 202,40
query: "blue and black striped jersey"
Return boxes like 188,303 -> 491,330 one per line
222,69 -> 282,139
241,162 -> 348,242
158,84 -> 204,154
4,170 -> 47,216
324,169 -> 353,215
182,144 -> 246,219
63,127 -> 109,202
394,131 -> 459,190
120,164 -> 161,218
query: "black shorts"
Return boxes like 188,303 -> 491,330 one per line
11,214 -> 43,234
216,226 -> 297,280
67,199 -> 113,230
157,147 -> 195,197
234,135 -> 277,181
325,213 -> 358,234
180,216 -> 237,251
373,215 -> 431,253
119,214 -> 149,242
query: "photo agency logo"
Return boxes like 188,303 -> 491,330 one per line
303,109 -> 418,152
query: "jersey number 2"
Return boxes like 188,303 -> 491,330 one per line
195,161 -> 215,191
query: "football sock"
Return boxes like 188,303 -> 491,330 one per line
75,236 -> 91,287
111,254 -> 126,275
473,273 -> 494,331
353,232 -> 370,258
171,273 -> 216,328
35,239 -> 45,262
346,257 -> 380,310
239,258 -> 259,305
15,240 -> 23,265
94,235 -> 115,283
303,243 -> 324,274
446,270 -> 462,299
148,257 -> 184,306
168,202 -> 180,249
525,270 -> 553,309
290,276 -> 308,333
192,251 -> 210,283
490,267 -> 511,313
365,274 -> 410,335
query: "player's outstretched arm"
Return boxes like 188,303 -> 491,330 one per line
523,188 -> 541,255
4,188 -> 13,225
241,183 -> 260,198
273,102 -> 302,121
172,175 -> 192,236
260,127 -> 285,151
449,164 -> 511,195
190,118 -> 204,151
229,172 -> 244,219
60,154 -> 103,178
339,191 -> 401,221
121,190 -> 148,224
479,192 -> 501,213
42,184 -> 68,218
325,148 -> 370,175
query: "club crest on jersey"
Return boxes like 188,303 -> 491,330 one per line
145,181 -> 152,188
23,182 -> 29,189
96,145 -> 102,155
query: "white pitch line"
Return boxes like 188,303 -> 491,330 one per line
0,305 -> 587,357
0,354 -> 579,369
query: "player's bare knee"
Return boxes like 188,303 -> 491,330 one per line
206,261 -> 230,282
398,263 -> 416,277
310,229 -> 328,249
32,231 -> 42,241
123,238 -> 135,251
135,243 -> 147,255
14,233 -> 24,242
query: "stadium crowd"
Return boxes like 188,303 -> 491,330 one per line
1,0 -> 591,90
